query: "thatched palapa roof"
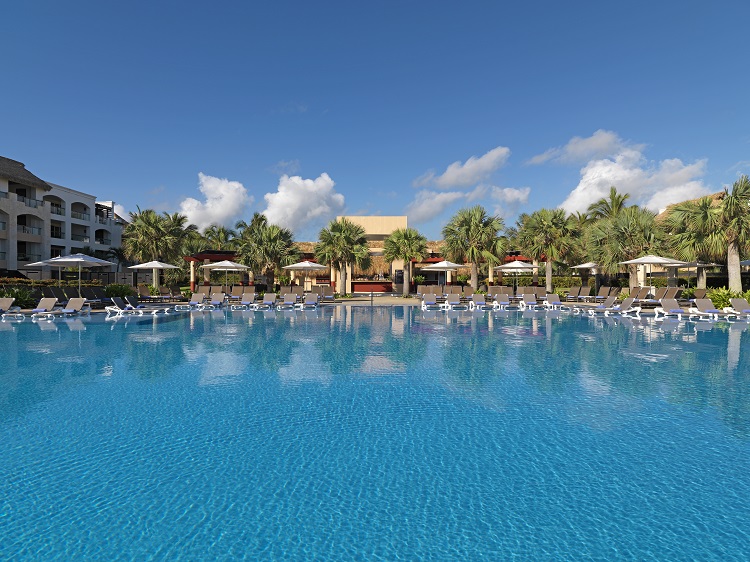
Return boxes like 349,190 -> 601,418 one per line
0,156 -> 51,192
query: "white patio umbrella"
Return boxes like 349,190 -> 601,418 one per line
493,260 -> 539,292
23,253 -> 114,292
571,262 -> 598,270
128,260 -> 180,290
201,260 -> 251,287
421,260 -> 463,285
676,261 -> 721,288
619,255 -> 686,287
283,260 -> 328,291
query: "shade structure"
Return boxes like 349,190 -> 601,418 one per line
676,261 -> 722,288
129,260 -> 180,289
420,260 -> 463,285
619,255 -> 686,287
494,260 -> 539,292
571,262 -> 598,270
22,253 -> 114,292
282,260 -> 328,291
200,260 -> 251,287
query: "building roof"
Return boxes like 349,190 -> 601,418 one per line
0,156 -> 51,192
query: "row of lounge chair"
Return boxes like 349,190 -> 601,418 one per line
0,296 -> 91,321
175,291 -> 324,312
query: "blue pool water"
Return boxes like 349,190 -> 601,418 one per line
1,307 -> 749,560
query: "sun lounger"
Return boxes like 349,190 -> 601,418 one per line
468,294 -> 488,310
295,293 -> 319,310
126,296 -> 171,314
582,295 -> 617,315
174,293 -> 206,311
33,297 -> 90,320
29,297 -> 59,319
275,293 -> 297,310
231,292 -> 256,310
199,292 -> 226,310
106,296 -> 142,316
253,293 -> 277,310
689,298 -> 733,321
566,286 -> 581,302
593,286 -> 610,302
577,286 -> 592,302
519,293 -> 538,310
727,298 -> 750,320
603,297 -> 640,317
492,293 -> 513,311
542,293 -> 570,311
421,294 -> 441,310
0,297 -> 24,321
654,298 -> 685,321
440,293 -> 468,310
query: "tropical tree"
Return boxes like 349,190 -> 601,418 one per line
383,227 -> 428,296
315,218 -> 371,295
235,213 -> 299,289
441,206 -> 504,290
203,224 -> 237,250
517,208 -> 577,292
105,247 -> 129,271
122,208 -> 198,264
662,196 -> 723,289
589,205 -> 664,288
587,186 -> 630,220
719,175 -> 750,292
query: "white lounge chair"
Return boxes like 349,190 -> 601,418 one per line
231,292 -> 256,310
276,293 -> 298,310
603,297 -> 640,317
421,294 -> 440,311
654,298 -> 685,321
0,297 -> 24,321
440,293 -> 468,311
29,298 -> 59,320
175,293 -> 206,311
689,298 -> 733,321
492,293 -> 513,311
468,294 -> 488,311
583,296 -> 617,315
542,294 -> 570,311
253,293 -> 277,310
727,298 -> 750,321
200,293 -> 226,311
518,294 -> 538,310
295,294 -> 319,310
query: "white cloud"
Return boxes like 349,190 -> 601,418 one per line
487,186 -> 531,219
179,173 -> 253,231
404,190 -> 466,224
271,159 -> 301,175
262,173 -> 345,237
559,146 -> 710,214
528,129 -> 634,165
414,146 -> 511,189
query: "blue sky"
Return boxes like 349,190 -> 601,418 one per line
3,1 -> 750,240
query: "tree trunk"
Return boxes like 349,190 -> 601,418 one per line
403,261 -> 411,297
728,240 -> 742,292
471,262 -> 479,290
696,267 -> 707,290
340,262 -> 348,296
532,259 -> 539,285
545,260 -> 553,293
628,265 -> 639,290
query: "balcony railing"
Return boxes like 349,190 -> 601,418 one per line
0,251 -> 6,260
17,225 -> 42,235
17,195 -> 44,208
71,234 -> 90,242
17,253 -> 41,262
95,238 -> 112,246
95,215 -> 110,225
0,221 -> 6,231
71,211 -> 90,221
0,191 -> 8,199
50,205 -> 65,216
51,229 -> 65,239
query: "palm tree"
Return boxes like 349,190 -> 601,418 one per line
105,247 -> 129,272
589,205 -> 664,288
122,208 -> 198,264
662,196 -> 724,289
587,186 -> 630,220
235,215 -> 299,289
203,224 -> 237,250
517,208 -> 577,292
441,206 -> 505,290
383,228 -> 428,296
719,175 -> 750,292
315,218 -> 371,295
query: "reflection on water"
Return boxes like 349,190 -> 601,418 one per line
1,308 -> 750,436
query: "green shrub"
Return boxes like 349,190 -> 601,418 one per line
0,286 -> 36,308
412,275 -> 425,285
706,287 -> 738,309
149,285 -> 159,296
105,284 -> 136,298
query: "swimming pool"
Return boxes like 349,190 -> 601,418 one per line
1,307 -> 749,560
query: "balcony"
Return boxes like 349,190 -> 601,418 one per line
95,215 -> 110,225
95,237 -> 112,246
50,205 -> 65,216
0,221 -> 5,231
17,195 -> 44,209
17,225 -> 42,235
71,211 -> 91,221
17,253 -> 41,262
0,251 -> 5,260
0,191 -> 7,199
51,228 -> 65,239
71,234 -> 90,243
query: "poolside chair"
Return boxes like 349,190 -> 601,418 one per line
295,293 -> 319,310
542,293 -> 570,311
468,294 -> 488,311
629,287 -> 650,304
519,293 -> 538,310
584,296 -> 617,315
639,287 -> 666,306
174,293 -> 206,311
50,287 -> 68,306
566,286 -> 581,302
321,286 -> 335,303
227,286 -> 244,303
253,293 -> 277,310
0,297 -> 24,321
137,284 -> 157,302
34,297 -> 90,320
126,295 -> 171,314
492,293 -> 513,311
231,292 -> 256,310
105,296 -> 142,316
199,292 -> 226,311
440,293 -> 468,311
604,297 -> 640,317
727,298 -> 750,320
421,294 -> 441,311
29,297 -> 59,319
577,286 -> 592,302
654,298 -> 685,321
593,286 -> 610,302
276,293 -> 298,310
689,298 -> 732,321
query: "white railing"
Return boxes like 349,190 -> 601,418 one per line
96,215 -> 110,225
17,195 -> 44,208
50,205 -> 65,216
17,225 -> 42,235
71,234 -> 90,242
71,211 -> 90,221
17,253 -> 41,262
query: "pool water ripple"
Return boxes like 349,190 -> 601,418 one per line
1,307 -> 749,560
